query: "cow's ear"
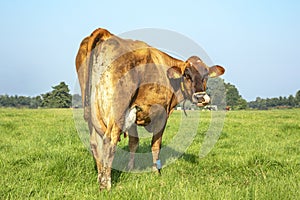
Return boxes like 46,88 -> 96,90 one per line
167,66 -> 182,79
209,65 -> 225,78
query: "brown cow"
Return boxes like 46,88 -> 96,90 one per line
75,28 -> 225,190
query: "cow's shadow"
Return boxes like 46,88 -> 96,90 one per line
93,144 -> 199,186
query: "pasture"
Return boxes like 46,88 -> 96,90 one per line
0,108 -> 299,199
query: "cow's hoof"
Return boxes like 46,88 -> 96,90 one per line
127,160 -> 134,171
152,159 -> 162,174
99,178 -> 111,191
99,183 -> 111,191
152,166 -> 161,175
98,173 -> 111,191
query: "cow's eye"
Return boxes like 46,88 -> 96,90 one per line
184,68 -> 192,80
185,75 -> 193,82
201,75 -> 208,82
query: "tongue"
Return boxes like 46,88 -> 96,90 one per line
197,103 -> 205,107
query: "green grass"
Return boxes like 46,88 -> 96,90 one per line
0,108 -> 299,199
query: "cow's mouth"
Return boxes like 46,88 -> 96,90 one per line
192,92 -> 210,107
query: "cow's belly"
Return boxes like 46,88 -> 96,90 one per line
133,103 -> 169,133
135,105 -> 152,126
133,86 -> 173,127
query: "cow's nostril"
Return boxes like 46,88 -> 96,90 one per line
192,92 -> 206,102
195,94 -> 203,100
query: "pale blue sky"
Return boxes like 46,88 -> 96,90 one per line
0,0 -> 299,100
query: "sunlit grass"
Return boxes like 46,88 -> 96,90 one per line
0,108 -> 299,199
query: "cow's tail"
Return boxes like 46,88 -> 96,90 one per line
75,28 -> 113,122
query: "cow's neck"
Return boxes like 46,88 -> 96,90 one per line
176,78 -> 187,104
171,61 -> 188,105
165,60 -> 188,112
168,78 -> 186,111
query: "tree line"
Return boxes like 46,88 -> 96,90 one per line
248,91 -> 300,110
208,79 -> 300,110
0,81 -> 299,110
221,81 -> 300,110
0,82 -> 72,108
205,78 -> 248,110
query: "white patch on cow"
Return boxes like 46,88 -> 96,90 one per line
123,107 -> 137,131
203,94 -> 210,104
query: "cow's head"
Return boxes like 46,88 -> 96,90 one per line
167,56 -> 225,106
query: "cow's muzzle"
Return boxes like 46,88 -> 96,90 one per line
192,92 -> 210,107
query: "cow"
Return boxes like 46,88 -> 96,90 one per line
75,28 -> 225,190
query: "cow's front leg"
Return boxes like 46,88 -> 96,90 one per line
128,125 -> 139,170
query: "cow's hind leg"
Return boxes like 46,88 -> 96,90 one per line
99,136 -> 115,190
128,125 -> 139,170
97,124 -> 120,190
90,128 -> 105,186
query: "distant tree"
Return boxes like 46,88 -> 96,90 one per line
295,90 -> 300,107
282,96 -> 288,106
278,96 -> 284,106
287,95 -> 295,107
259,98 -> 268,110
270,97 -> 279,107
0,95 -> 9,107
253,97 -> 265,109
41,82 -> 72,108
30,96 -> 42,108
17,96 -> 31,107
206,78 -> 226,109
235,98 -> 248,110
72,94 -> 82,108
225,83 -> 239,107
224,82 -> 247,110
266,98 -> 272,107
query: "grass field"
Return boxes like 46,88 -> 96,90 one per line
0,108 -> 299,199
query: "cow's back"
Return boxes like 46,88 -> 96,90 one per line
77,28 -> 182,133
